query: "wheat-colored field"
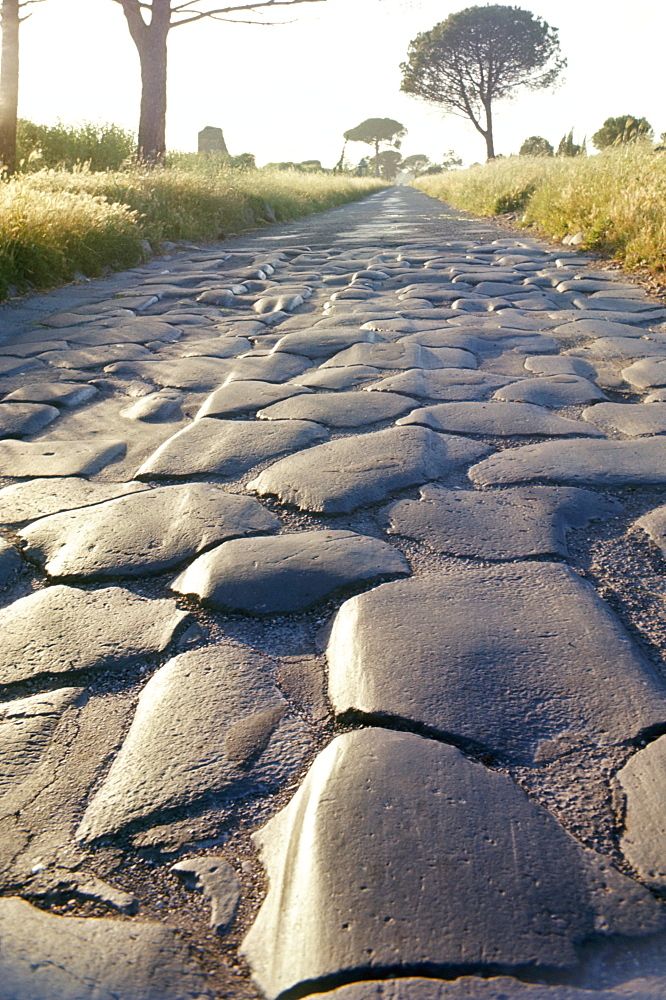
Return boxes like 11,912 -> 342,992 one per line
0,162 -> 385,300
415,145 -> 666,273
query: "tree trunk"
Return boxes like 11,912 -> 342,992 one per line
374,137 -> 379,177
120,0 -> 171,164
0,0 -> 20,174
484,103 -> 495,160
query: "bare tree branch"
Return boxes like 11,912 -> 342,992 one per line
169,0 -> 325,28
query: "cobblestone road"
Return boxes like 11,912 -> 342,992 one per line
2,187 -> 666,1000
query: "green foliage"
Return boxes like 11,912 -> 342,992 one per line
0,165 -> 385,300
400,6 -> 565,158
402,154 -> 431,176
592,115 -> 653,150
519,136 -> 553,156
375,150 -> 403,180
343,118 -> 407,149
16,120 -> 136,171
262,160 -> 328,172
414,146 -> 666,272
557,130 -> 585,157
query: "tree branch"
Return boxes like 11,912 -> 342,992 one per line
169,0 -> 325,27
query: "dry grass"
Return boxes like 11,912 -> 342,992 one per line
0,163 -> 385,299
415,145 -> 666,272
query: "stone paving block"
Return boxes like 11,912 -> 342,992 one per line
39,344 -> 155,369
622,358 -> 666,389
321,342 -> 477,370
636,503 -> 666,557
583,402 -> 666,436
76,644 -> 312,841
0,537 -> 21,585
553,319 -> 658,340
172,529 -> 410,613
2,381 -> 98,407
0,585 -> 188,684
0,897 -> 213,1000
20,484 -> 279,579
171,856 -> 241,932
105,357 -> 236,390
0,438 -> 125,477
493,375 -> 607,407
0,477 -> 148,524
573,296 -> 659,313
65,319 -> 183,344
326,565 -> 666,763
365,368 -> 511,401
271,328 -> 381,358
524,356 -> 595,377
257,390 -> 414,427
291,364 -> 381,390
248,426 -> 491,514
120,388 -> 183,421
387,484 -> 621,560
321,978 -> 663,999
241,728 -> 664,999
469,437 -> 666,487
0,356 -> 46,376
197,380 -> 310,418
0,402 -> 59,437
616,736 -> 666,890
136,417 -> 327,480
571,338 -> 666,361
222,352 -> 312,383
176,336 -> 252,358
399,401 -> 601,437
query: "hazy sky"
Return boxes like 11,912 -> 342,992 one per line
13,0 -> 665,167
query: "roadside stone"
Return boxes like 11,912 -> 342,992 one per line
616,736 -> 666,890
136,418 -> 327,479
257,390 -> 414,427
493,375 -> 607,407
291,364 -> 381,389
322,341 -> 477,370
387,484 -> 621,560
0,897 -> 213,1000
365,368 -> 510,401
20,484 -> 279,579
0,402 -> 59,437
171,857 -> 241,932
470,437 -> 666,486
0,438 -> 125,477
583,402 -> 666,436
0,585 -> 188,684
172,530 -> 410,613
326,565 -> 666,763
0,478 -> 147,524
76,644 -> 312,841
248,426 -> 491,514
622,358 -> 666,390
197,380 -> 310,418
399,401 -> 600,437
241,728 -> 664,999
2,381 -> 98,407
120,388 -> 183,421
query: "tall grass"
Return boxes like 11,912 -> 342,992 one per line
415,145 -> 666,272
0,163 -> 385,299
16,120 -> 136,171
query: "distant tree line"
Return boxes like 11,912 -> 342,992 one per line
519,115 -> 660,159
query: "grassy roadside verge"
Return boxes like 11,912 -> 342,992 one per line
414,146 -> 666,274
0,165 -> 386,301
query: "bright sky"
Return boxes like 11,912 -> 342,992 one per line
12,0 -> 666,168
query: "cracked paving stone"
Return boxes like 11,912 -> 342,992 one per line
0,402 -> 60,437
386,484 -> 622,561
0,585 -> 188,684
469,437 -> 666,487
621,358 -> 666,390
248,426 -> 491,514
171,856 -> 241,932
219,352 -> 312,384
120,388 -> 183,421
20,484 -> 279,579
0,478 -> 148,525
136,417 -> 327,479
398,401 -> 602,437
196,380 -> 310,418
326,564 -> 666,763
0,897 -> 213,1000
172,529 -> 410,613
105,357 -> 238,390
64,319 -> 183,345
365,368 -> 511,401
321,978 -> 666,999
616,735 -> 666,891
493,375 -> 607,408
76,643 -> 312,842
583,402 -> 666,437
321,341 -> 477,370
240,728 -> 665,999
2,381 -> 99,407
257,390 -> 415,427
291,364 -> 381,390
0,438 -> 125,477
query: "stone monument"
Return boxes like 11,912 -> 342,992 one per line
198,127 -> 229,155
